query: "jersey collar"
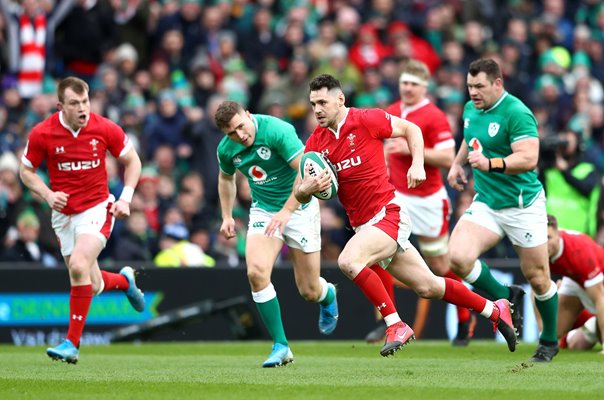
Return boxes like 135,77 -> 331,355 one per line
248,113 -> 258,145
328,108 -> 350,139
59,111 -> 82,137
401,98 -> 430,119
550,236 -> 564,263
482,91 -> 508,113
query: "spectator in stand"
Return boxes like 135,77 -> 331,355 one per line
0,0 -> 74,98
54,0 -> 118,82
143,89 -> 191,160
185,94 -> 225,207
114,209 -> 157,262
311,42 -> 362,101
154,222 -> 215,267
238,7 -> 283,75
540,127 -> 600,237
348,23 -> 391,73
109,0 -> 151,68
152,0 -> 203,65
1,209 -> 58,266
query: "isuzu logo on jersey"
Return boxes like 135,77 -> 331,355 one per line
334,156 -> 361,172
257,146 -> 271,160
57,159 -> 101,171
249,165 -> 268,181
488,122 -> 500,137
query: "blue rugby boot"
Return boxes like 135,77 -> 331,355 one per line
318,283 -> 339,335
120,266 -> 145,312
47,339 -> 79,364
262,343 -> 294,368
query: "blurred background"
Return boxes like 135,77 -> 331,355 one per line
0,0 -> 603,344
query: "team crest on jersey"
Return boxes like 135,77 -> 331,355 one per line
464,118 -> 469,128
90,139 -> 99,151
321,149 -> 329,157
249,165 -> 268,181
468,138 -> 483,153
488,122 -> 500,137
257,146 -> 271,160
347,133 -> 356,152
233,155 -> 242,166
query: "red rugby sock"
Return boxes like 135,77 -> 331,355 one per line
442,277 -> 500,321
101,270 -> 129,291
353,267 -> 397,319
444,270 -> 471,323
369,264 -> 395,302
66,284 -> 93,347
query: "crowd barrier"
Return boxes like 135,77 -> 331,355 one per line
0,260 -> 541,345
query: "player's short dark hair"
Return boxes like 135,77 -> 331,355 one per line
468,58 -> 502,82
309,74 -> 342,93
547,214 -> 558,228
57,77 -> 89,104
214,101 -> 244,130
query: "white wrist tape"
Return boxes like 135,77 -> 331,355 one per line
119,186 -> 134,203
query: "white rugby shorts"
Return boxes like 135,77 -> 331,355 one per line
52,195 -> 116,256
247,197 -> 321,253
459,190 -> 547,248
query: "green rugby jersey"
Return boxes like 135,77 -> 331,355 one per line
463,92 -> 543,209
217,114 -> 304,212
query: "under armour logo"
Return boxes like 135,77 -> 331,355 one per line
376,302 -> 387,311
56,146 -> 65,154
72,314 -> 83,321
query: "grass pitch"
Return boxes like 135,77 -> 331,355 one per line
1,340 -> 602,400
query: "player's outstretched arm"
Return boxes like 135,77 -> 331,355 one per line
19,163 -> 69,211
218,172 -> 237,239
111,147 -> 142,218
391,116 -> 426,188
448,141 -> 469,191
264,156 -> 304,237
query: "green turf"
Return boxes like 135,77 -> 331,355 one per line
0,341 -> 602,400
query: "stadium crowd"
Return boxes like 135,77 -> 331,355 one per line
1,0 -> 604,268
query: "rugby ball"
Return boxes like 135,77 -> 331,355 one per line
300,151 -> 338,200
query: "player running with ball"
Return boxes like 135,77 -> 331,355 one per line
295,74 -> 517,357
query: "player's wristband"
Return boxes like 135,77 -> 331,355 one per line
488,158 -> 506,173
119,186 -> 134,203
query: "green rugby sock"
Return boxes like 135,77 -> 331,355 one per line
470,260 -> 510,300
255,297 -> 288,346
320,284 -> 335,306
535,292 -> 558,343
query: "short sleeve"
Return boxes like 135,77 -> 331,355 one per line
360,108 -> 393,139
272,121 -> 304,163
105,119 -> 130,158
21,129 -> 45,168
217,146 -> 236,176
508,105 -> 538,143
